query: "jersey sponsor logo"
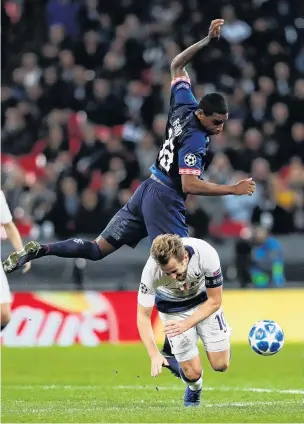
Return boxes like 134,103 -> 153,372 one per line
184,153 -> 197,167
179,168 -> 200,176
172,118 -> 182,137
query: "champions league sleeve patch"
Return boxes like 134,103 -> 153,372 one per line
179,152 -> 200,175
139,283 -> 155,295
184,153 -> 197,167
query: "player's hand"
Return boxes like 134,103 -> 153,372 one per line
232,178 -> 256,196
22,262 -> 31,274
164,320 -> 190,337
208,19 -> 224,40
150,352 -> 169,377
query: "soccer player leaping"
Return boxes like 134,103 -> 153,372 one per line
3,18 -> 254,358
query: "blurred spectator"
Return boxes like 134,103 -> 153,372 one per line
1,0 -> 304,240
224,172 -> 259,223
136,132 -> 158,179
46,0 -> 80,40
235,228 -> 252,288
43,125 -> 69,162
251,175 -> 295,234
100,172 -> 121,220
291,123 -> 304,161
239,128 -> 265,173
75,188 -> 105,235
2,108 -> 35,155
47,176 -> 79,238
251,226 -> 285,288
186,196 -> 209,239
220,6 -> 252,44
86,78 -> 126,125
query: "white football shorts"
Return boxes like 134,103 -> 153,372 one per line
0,262 -> 12,304
159,306 -> 231,362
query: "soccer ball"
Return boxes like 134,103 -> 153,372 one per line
248,320 -> 284,356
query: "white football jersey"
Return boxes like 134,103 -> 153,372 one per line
0,190 -> 12,225
138,237 -> 223,313
0,190 -> 13,240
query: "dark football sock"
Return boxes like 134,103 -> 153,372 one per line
38,239 -> 103,261
163,356 -> 180,376
162,336 -> 173,355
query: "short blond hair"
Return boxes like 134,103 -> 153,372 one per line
151,234 -> 185,265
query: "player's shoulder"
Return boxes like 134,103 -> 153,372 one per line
182,237 -> 219,262
0,190 -> 7,205
181,124 -> 209,149
182,237 -> 215,251
142,255 -> 160,282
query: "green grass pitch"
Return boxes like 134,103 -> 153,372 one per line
2,343 -> 304,423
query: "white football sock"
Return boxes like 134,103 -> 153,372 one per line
188,374 -> 203,391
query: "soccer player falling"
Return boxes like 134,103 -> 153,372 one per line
138,234 -> 230,407
3,18 -> 254,360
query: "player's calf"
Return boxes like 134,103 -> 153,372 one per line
179,364 -> 202,382
3,238 -> 115,274
179,356 -> 203,406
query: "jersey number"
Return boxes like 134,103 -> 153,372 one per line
215,312 -> 227,333
159,128 -> 175,172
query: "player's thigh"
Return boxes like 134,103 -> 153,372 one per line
205,348 -> 230,372
99,185 -> 148,249
159,311 -> 198,362
142,182 -> 188,240
196,307 -> 231,364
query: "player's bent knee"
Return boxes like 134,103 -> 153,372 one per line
212,361 -> 230,372
181,366 -> 202,381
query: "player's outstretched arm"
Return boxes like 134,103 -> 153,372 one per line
181,175 -> 256,196
137,303 -> 168,377
171,19 -> 224,79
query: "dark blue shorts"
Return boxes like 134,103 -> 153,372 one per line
100,178 -> 188,248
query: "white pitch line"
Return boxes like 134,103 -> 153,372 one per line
115,385 -> 304,395
3,384 -> 304,395
3,400 -> 302,414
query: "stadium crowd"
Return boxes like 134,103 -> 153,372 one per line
1,0 -> 304,241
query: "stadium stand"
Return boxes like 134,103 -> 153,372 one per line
1,0 -> 304,288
